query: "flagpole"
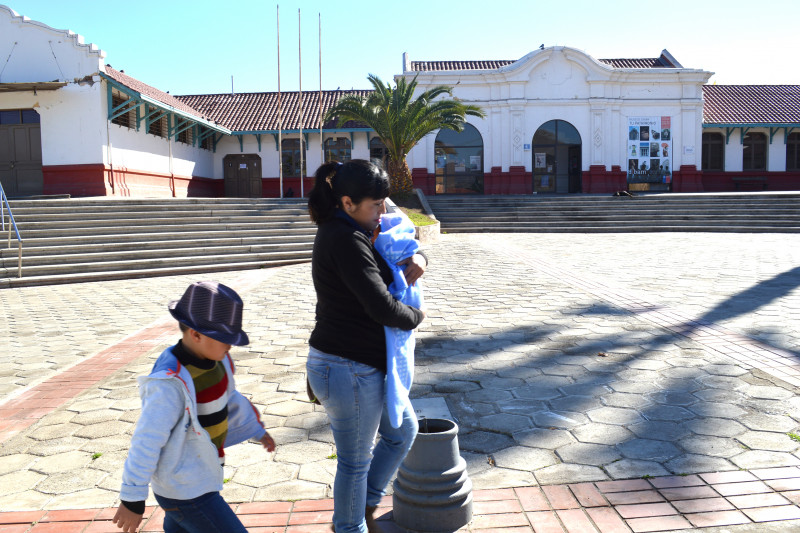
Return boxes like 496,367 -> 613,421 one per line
298,8 -> 304,198
319,13 -> 323,165
277,4 -> 283,198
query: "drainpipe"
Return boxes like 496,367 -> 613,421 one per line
169,135 -> 175,197
105,101 -> 115,195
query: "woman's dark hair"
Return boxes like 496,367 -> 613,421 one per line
308,159 -> 390,225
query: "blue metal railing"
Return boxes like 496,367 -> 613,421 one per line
0,182 -> 22,278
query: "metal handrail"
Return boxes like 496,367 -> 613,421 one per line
0,182 -> 22,278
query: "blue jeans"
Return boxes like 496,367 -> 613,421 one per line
154,492 -> 247,533
307,347 -> 418,533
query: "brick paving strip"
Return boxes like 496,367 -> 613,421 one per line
485,242 -> 800,389
0,269 -> 275,444
1,469 -> 800,531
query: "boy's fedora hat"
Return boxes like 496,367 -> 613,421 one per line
168,281 -> 249,346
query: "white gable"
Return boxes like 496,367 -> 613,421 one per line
0,5 -> 105,83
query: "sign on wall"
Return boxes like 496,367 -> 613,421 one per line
627,116 -> 672,191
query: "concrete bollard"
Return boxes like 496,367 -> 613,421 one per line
392,418 -> 473,532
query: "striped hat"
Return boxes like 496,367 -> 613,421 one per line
168,281 -> 249,346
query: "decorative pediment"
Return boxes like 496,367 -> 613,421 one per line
0,5 -> 105,83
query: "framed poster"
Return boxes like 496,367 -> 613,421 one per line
627,116 -> 672,190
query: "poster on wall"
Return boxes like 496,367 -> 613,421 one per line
627,116 -> 672,191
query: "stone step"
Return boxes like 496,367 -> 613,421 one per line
426,193 -> 800,233
438,225 -> 800,233
1,197 -> 316,285
8,208 -> 309,221
2,229 -> 315,250
437,212 -> 800,225
14,215 -> 316,231
0,241 -> 313,267
0,249 -> 312,279
0,234 -> 315,257
0,257 -> 308,289
15,221 -> 315,239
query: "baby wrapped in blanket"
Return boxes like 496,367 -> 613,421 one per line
373,212 -> 424,428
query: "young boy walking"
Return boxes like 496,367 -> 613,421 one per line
113,281 -> 275,533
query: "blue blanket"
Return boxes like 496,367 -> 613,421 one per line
373,213 -> 423,428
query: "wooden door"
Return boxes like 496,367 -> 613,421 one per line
0,116 -> 43,197
223,154 -> 262,198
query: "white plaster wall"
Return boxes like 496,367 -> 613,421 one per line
768,130 -> 786,172
214,131 -> 373,180
724,130 -> 742,172
0,5 -> 104,83
0,79 -> 107,165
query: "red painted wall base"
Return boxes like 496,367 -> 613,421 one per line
43,164 -> 221,197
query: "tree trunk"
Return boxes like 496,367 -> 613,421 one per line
388,156 -> 413,199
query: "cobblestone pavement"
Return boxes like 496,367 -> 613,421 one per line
0,232 -> 799,531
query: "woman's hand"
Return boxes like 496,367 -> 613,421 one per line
113,504 -> 143,532
399,253 -> 427,285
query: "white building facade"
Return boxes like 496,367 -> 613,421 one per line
2,4 -> 799,199
401,48 -> 712,195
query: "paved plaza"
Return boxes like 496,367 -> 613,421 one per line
1,232 -> 800,531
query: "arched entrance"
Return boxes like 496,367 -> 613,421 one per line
434,123 -> 484,194
532,120 -> 582,193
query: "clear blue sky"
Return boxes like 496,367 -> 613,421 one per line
8,0 -> 800,95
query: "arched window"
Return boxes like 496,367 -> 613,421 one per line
281,138 -> 306,178
370,137 -> 388,169
702,132 -> 724,171
787,132 -> 800,171
532,120 -> 582,193
324,137 -> 351,163
743,132 -> 767,171
434,123 -> 484,194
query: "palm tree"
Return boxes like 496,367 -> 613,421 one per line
324,74 -> 485,198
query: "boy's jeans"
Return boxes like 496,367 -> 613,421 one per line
307,347 -> 418,533
154,492 -> 247,533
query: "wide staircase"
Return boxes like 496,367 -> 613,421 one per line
426,193 -> 800,233
0,197 -> 315,288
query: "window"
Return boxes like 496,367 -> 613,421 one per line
787,132 -> 800,171
702,132 -> 724,171
148,110 -> 167,138
742,132 -> 767,171
198,126 -> 212,151
434,123 -> 484,194
110,93 -> 133,128
370,137 -> 388,169
0,109 -> 40,124
324,137 -> 351,163
175,118 -> 192,145
281,138 -> 306,177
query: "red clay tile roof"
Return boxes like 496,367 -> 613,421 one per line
598,57 -> 674,68
103,66 -> 212,122
410,57 -> 675,72
703,85 -> 800,124
175,90 -> 373,132
410,60 -> 515,71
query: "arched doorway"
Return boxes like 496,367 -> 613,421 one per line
434,123 -> 484,194
532,120 -> 582,193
